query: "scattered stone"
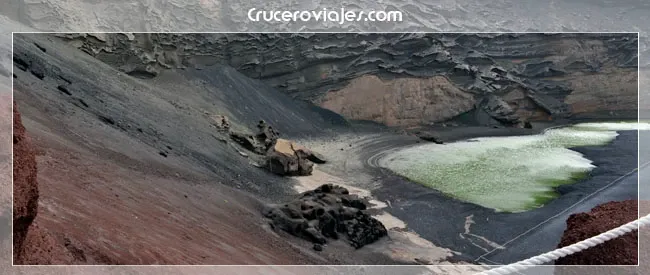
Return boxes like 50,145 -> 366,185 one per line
97,115 -> 115,125
414,131 -> 444,144
256,120 -> 280,149
30,69 -> 45,80
229,131 -> 264,154
77,99 -> 89,108
34,42 -> 47,53
59,75 -> 72,84
225,120 -> 324,175
227,121 -> 325,173
13,56 -> 28,71
264,184 -> 387,250
210,115 -> 230,131
523,121 -> 533,129
313,244 -> 323,251
228,120 -> 279,155
57,86 -> 72,96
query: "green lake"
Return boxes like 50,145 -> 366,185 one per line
379,122 -> 648,213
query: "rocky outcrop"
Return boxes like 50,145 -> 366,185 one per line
555,200 -> 637,265
229,120 -> 280,155
228,120 -> 324,176
13,101 -> 73,264
264,184 -> 387,250
48,33 -> 638,128
209,114 -> 230,131
266,139 -> 316,176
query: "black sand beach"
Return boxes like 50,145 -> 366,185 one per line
367,129 -> 639,264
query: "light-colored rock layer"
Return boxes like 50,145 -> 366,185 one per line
564,68 -> 638,114
318,75 -> 475,127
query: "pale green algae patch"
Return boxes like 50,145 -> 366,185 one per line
379,122 -> 648,213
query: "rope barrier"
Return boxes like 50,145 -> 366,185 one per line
475,213 -> 650,275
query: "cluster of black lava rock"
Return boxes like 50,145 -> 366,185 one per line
264,184 -> 387,251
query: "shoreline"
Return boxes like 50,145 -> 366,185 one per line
408,116 -> 641,144
290,166 -> 487,272
296,120 -> 640,265
371,130 -> 639,264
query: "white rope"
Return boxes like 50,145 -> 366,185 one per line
476,213 -> 650,275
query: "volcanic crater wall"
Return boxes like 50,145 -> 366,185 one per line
56,33 -> 638,127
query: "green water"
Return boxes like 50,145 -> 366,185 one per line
379,122 -> 647,213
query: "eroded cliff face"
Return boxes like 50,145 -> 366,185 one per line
53,33 -> 638,127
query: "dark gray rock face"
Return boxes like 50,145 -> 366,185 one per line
53,33 -> 638,127
11,33 -> 345,199
264,184 -> 388,250
480,95 -> 520,126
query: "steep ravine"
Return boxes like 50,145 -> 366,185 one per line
54,33 -> 638,127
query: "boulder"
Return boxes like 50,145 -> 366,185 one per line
256,120 -> 280,149
264,184 -> 387,250
555,200 -> 637,265
228,121 -> 326,173
414,131 -> 444,144
229,131 -> 264,154
210,114 -> 230,130
266,139 -> 314,176
228,120 -> 280,155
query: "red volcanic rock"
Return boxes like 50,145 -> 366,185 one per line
13,101 -> 40,263
19,221 -> 74,264
13,102 -> 73,264
555,200 -> 638,265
